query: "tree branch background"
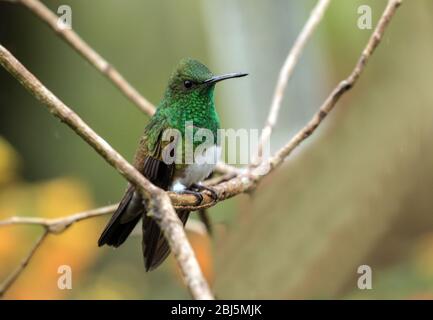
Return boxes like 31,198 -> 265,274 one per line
1,0 -> 432,300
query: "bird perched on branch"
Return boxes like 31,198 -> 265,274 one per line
98,58 -> 247,271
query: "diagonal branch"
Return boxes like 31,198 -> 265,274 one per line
0,45 -> 213,300
267,0 -> 403,171
0,230 -> 49,297
254,0 -> 331,164
17,0 -> 155,115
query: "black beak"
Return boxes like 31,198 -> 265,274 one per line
203,72 -> 248,84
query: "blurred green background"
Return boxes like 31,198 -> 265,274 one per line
1,0 -> 433,299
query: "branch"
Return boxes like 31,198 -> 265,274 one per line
0,230 -> 48,297
0,46 -> 213,300
0,204 -> 117,232
17,0 -> 155,115
254,0 -> 331,164
267,0 -> 403,171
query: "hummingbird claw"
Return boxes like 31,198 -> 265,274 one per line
190,184 -> 218,205
178,189 -> 203,206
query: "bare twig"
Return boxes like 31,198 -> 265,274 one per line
0,230 -> 49,297
17,0 -> 155,115
0,45 -> 213,300
0,204 -> 210,235
267,0 -> 403,171
0,0 -> 402,299
0,204 -> 117,232
254,0 -> 331,164
0,206 -> 116,297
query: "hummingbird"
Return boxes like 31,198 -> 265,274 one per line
98,58 -> 247,271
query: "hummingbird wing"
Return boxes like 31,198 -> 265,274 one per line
138,119 -> 189,271
98,117 -> 175,248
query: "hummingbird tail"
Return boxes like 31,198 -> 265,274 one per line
143,210 -> 190,271
98,215 -> 140,247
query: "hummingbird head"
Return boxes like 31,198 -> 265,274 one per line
163,58 -> 248,103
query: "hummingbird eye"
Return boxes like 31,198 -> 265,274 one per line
183,80 -> 193,89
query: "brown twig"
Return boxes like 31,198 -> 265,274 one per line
0,230 -> 49,297
254,0 -> 331,164
0,0 -> 402,299
0,46 -> 213,300
17,0 -> 155,116
0,205 -> 117,297
267,0 -> 403,171
0,204 -> 117,233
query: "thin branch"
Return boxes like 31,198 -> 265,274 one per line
0,46 -> 213,300
0,205 -> 209,235
214,161 -> 244,175
17,0 -> 155,115
0,204 -> 117,233
267,0 -> 403,172
0,230 -> 49,297
254,0 -> 331,164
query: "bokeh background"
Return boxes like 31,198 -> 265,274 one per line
1,0 -> 433,299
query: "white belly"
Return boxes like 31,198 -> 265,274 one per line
171,145 -> 221,192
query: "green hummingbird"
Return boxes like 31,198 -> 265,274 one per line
98,58 -> 247,271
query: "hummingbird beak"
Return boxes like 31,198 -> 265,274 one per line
203,72 -> 248,84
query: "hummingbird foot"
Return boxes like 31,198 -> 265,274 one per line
177,189 -> 203,206
190,183 -> 218,205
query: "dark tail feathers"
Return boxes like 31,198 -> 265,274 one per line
98,186 -> 190,271
142,210 -> 190,271
98,186 -> 141,247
